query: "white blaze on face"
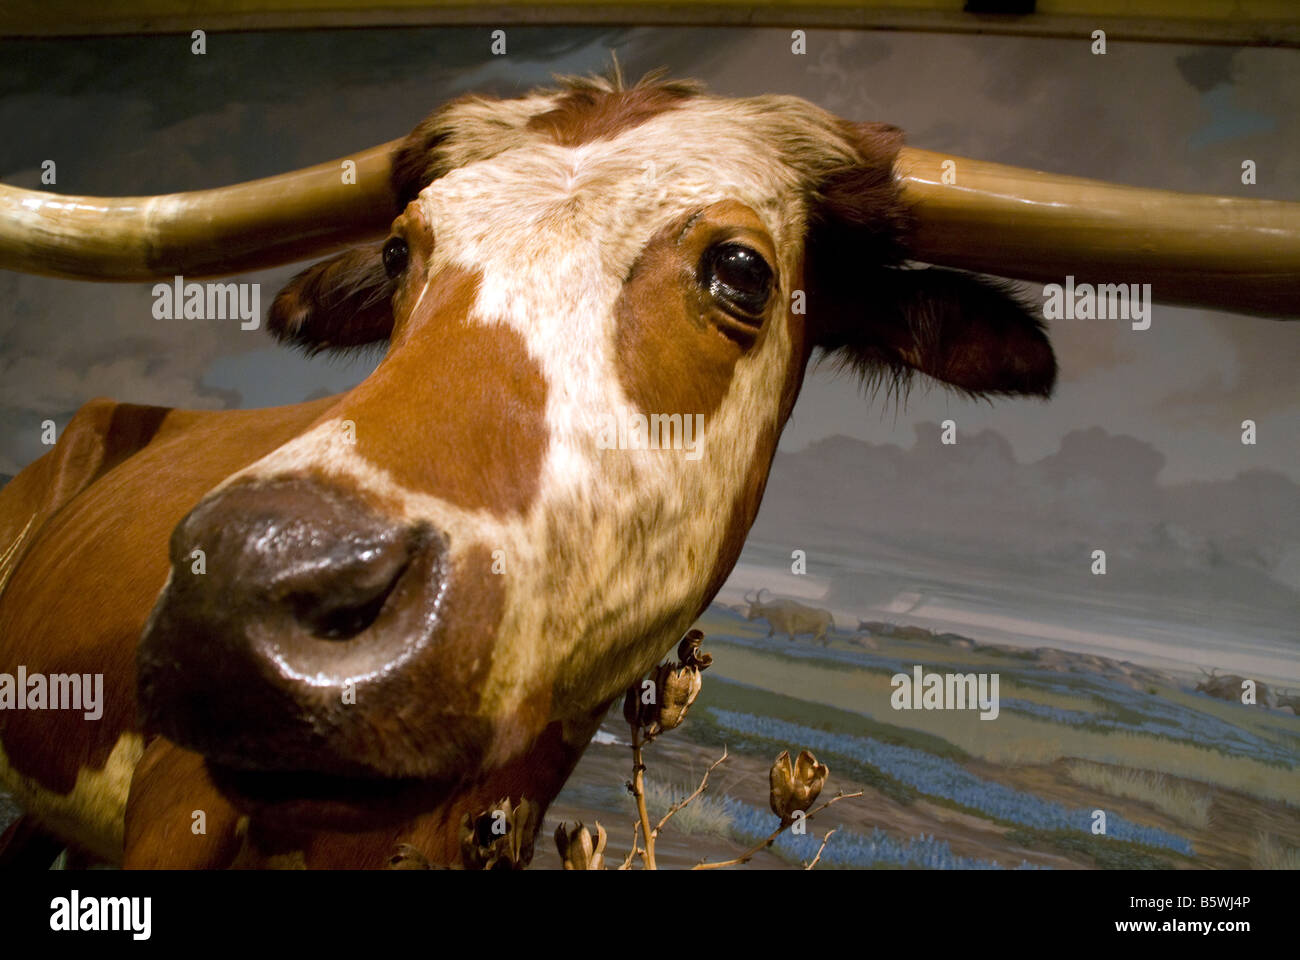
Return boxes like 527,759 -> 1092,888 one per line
222,93 -> 862,739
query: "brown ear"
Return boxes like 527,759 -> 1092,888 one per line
266,100 -> 473,355
814,266 -> 1057,398
390,113 -> 455,209
389,93 -> 492,208
815,121 -> 913,266
268,245 -> 396,355
267,99 -> 485,356
808,123 -> 1054,398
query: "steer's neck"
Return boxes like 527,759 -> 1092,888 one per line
124,707 -> 610,869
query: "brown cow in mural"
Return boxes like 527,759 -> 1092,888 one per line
0,70 -> 1296,869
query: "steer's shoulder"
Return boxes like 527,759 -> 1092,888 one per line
42,397 -> 177,499
0,398 -> 177,575
0,398 -> 179,595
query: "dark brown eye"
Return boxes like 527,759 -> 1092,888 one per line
382,237 -> 409,279
701,243 -> 773,316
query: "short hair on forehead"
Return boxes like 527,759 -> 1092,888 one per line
389,68 -> 894,218
390,69 -> 706,207
548,64 -> 706,99
524,70 -> 704,148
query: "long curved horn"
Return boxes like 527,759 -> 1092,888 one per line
8,133 -> 1297,312
895,148 -> 1300,318
0,139 -> 403,282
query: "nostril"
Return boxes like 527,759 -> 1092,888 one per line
265,525 -> 429,642
287,553 -> 411,640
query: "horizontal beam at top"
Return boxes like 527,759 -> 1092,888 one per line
1,2 -> 1297,47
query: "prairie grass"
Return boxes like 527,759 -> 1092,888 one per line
1252,832 -> 1300,870
1064,760 -> 1213,829
709,707 -> 1194,854
857,697 -> 1299,805
631,779 -> 734,838
722,797 -> 1033,870
702,642 -> 1300,805
1156,684 -> 1300,747
621,773 -> 1026,868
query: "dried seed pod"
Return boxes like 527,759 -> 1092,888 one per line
623,683 -> 647,728
555,821 -> 607,870
634,630 -> 712,738
459,797 -> 538,870
769,749 -> 829,822
646,662 -> 703,737
677,629 -> 713,670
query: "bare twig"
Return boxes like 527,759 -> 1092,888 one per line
805,828 -> 838,870
630,725 -> 656,869
618,819 -> 640,870
693,823 -> 787,871
654,747 -> 729,835
692,790 -> 862,870
807,790 -> 863,818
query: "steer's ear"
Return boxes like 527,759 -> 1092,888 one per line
813,267 -> 1057,398
268,245 -> 396,355
807,120 -> 1055,398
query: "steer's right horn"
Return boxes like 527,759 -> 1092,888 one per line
0,139 -> 404,282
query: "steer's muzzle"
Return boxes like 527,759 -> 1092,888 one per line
138,475 -> 469,782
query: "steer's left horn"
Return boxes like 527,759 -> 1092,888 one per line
895,148 -> 1300,319
0,139 -> 404,282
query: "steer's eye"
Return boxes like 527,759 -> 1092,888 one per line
701,243 -> 774,317
382,237 -> 409,279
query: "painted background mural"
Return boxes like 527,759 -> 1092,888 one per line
1,25 -> 1295,869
